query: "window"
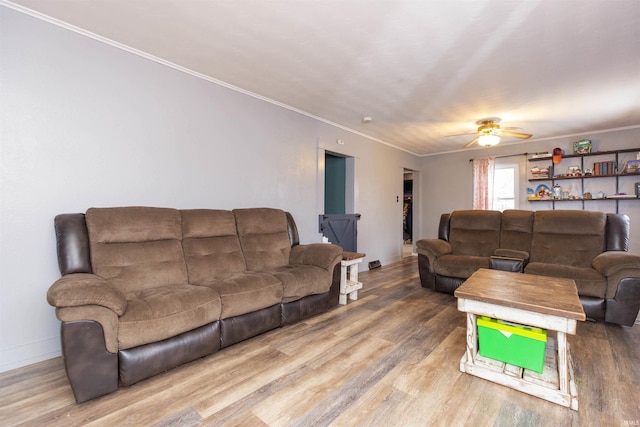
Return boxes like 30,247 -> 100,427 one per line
493,163 -> 519,211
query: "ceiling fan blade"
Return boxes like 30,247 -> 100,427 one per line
500,131 -> 532,139
464,136 -> 480,148
446,132 -> 478,137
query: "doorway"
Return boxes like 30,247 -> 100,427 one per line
319,151 -> 359,252
403,169 -> 414,258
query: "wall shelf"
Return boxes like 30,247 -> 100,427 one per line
527,148 -> 640,212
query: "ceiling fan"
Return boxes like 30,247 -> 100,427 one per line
450,119 -> 533,148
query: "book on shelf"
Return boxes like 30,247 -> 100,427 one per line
592,160 -> 616,176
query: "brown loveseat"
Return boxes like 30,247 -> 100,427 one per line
47,207 -> 343,403
416,209 -> 640,327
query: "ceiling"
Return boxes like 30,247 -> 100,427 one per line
6,0 -> 640,156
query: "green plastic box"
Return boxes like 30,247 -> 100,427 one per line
477,316 -> 547,373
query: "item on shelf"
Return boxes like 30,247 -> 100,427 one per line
593,160 -> 616,176
553,147 -> 564,164
621,159 -> 640,174
573,139 -> 592,154
566,166 -> 582,177
530,152 -> 551,159
562,188 -> 570,199
553,184 -> 562,199
535,184 -> 551,199
606,194 -> 637,199
584,192 -> 592,199
592,191 -> 605,199
584,168 -> 593,176
530,165 -> 550,178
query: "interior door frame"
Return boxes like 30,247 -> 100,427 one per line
402,167 -> 420,257
317,148 -> 355,215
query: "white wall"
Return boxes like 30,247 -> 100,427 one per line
0,7 -> 420,372
419,127 -> 640,254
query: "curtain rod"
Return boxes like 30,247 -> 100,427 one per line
468,152 -> 529,162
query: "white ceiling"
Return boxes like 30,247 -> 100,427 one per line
6,0 -> 640,156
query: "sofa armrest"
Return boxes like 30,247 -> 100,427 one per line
592,251 -> 640,277
416,239 -> 451,257
290,243 -> 343,271
489,256 -> 525,273
494,248 -> 530,261
47,273 -> 127,316
416,239 -> 451,273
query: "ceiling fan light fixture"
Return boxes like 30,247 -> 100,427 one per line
478,134 -> 500,146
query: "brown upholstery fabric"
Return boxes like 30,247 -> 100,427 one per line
416,239 -> 452,273
48,273 -> 127,315
272,265 -> 332,303
234,208 -> 291,271
289,244 -> 343,271
525,262 -> 607,298
592,251 -> 640,276
500,210 -> 534,253
118,285 -> 221,350
86,207 -> 188,293
181,209 -> 247,284
494,248 -> 530,260
448,210 -> 502,257
434,254 -> 490,279
530,210 -> 606,267
202,273 -> 283,319
87,207 -> 182,243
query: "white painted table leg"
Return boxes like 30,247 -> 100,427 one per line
460,313 -> 478,372
348,263 -> 359,301
462,312 -> 477,372
339,262 -> 348,305
557,330 -> 569,395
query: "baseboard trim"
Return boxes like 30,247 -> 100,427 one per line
1,336 -> 61,373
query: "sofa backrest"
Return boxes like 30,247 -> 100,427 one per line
448,210 -> 502,256
530,210 -> 606,267
234,208 -> 292,271
86,207 -> 189,293
181,209 -> 247,284
500,210 -> 534,253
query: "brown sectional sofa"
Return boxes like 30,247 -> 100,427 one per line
416,209 -> 640,327
47,207 -> 343,403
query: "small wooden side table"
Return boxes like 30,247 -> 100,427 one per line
455,269 -> 585,410
339,252 -> 366,305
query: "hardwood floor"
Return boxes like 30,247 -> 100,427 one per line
1,257 -> 639,426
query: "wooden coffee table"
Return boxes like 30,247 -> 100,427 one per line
454,268 -> 586,410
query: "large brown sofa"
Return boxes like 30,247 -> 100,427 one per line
416,209 -> 640,327
47,207 -> 343,403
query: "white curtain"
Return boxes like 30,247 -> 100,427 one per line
472,157 -> 495,210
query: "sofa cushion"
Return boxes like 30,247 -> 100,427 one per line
525,262 -> 607,298
234,208 -> 292,271
202,273 -> 284,319
530,210 -> 606,267
181,209 -> 247,284
448,210 -> 501,257
118,285 -> 221,350
434,254 -> 490,279
272,265 -> 333,303
86,207 -> 188,293
500,209 -> 534,253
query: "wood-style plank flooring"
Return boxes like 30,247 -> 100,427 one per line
1,257 -> 639,426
